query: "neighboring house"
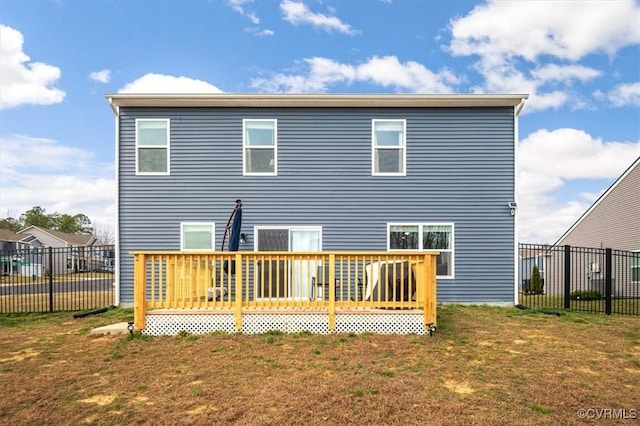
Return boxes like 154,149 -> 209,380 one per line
541,156 -> 640,296
0,229 -> 33,276
107,93 -> 528,307
555,156 -> 640,251
15,226 -> 98,275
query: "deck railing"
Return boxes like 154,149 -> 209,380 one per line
131,251 -> 438,332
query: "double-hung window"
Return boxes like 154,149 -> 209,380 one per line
136,119 -> 170,175
372,119 -> 406,176
180,223 -> 215,251
244,119 -> 277,175
632,251 -> 640,283
388,223 -> 454,278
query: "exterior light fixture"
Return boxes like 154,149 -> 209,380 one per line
508,202 -> 517,216
240,233 -> 247,244
127,321 -> 134,336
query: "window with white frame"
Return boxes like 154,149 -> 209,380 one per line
372,119 -> 406,175
632,251 -> 640,283
243,119 -> 277,175
180,223 -> 215,251
136,119 -> 170,174
388,223 -> 454,277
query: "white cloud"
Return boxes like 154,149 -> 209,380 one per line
0,24 -> 65,109
245,27 -> 275,37
447,0 -> 640,113
530,64 -> 601,84
246,12 -> 260,25
448,0 -> 640,62
601,81 -> 640,107
280,0 -> 359,35
0,135 -> 115,227
251,55 -> 459,93
228,0 -> 253,14
228,0 -> 261,26
118,73 -> 223,93
89,69 -> 111,84
517,128 -> 640,243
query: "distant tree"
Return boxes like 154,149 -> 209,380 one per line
56,213 -> 93,234
0,209 -> 21,232
4,206 -> 94,235
20,206 -> 55,229
93,222 -> 115,245
530,264 -> 544,294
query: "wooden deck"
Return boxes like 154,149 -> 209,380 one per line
132,251 -> 438,335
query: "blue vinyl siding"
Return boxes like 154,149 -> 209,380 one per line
117,107 -> 515,304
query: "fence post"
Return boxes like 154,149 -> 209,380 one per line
605,248 -> 612,315
563,245 -> 571,309
48,247 -> 54,312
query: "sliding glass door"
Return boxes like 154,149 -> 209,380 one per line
255,227 -> 321,299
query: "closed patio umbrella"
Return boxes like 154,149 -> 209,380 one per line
223,199 -> 242,275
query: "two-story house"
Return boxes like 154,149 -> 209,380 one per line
107,93 -> 528,310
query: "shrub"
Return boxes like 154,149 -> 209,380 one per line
530,265 -> 544,294
570,290 -> 602,301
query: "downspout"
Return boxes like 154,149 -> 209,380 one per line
108,97 -> 121,307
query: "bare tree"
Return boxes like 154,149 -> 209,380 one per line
93,222 -> 115,245
0,209 -> 21,231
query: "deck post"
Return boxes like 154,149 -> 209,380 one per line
235,253 -> 243,331
423,254 -> 436,327
133,253 -> 147,330
328,254 -> 336,330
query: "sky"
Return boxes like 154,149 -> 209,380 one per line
0,0 -> 639,244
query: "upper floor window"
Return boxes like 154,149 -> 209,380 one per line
243,119 -> 277,176
180,223 -> 215,251
372,119 -> 406,176
136,119 -> 170,175
388,223 -> 454,278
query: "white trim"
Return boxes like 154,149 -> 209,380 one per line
555,156 -> 640,246
242,119 -> 278,176
135,118 -> 170,176
372,119 -> 407,176
180,222 -> 216,251
386,222 -> 455,279
106,93 -> 530,109
114,104 -> 121,306
513,105 -> 519,306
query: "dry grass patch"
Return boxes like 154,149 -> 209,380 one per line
0,305 -> 638,425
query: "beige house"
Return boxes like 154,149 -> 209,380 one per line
15,226 -> 98,274
540,156 -> 640,296
555,156 -> 640,250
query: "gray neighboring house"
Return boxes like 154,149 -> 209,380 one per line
107,93 -> 528,307
15,226 -> 98,275
543,156 -> 640,296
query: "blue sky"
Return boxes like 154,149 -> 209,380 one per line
0,0 -> 639,243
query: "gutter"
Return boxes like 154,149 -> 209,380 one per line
515,96 -> 527,116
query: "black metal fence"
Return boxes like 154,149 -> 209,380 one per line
0,246 -> 115,313
519,243 -> 639,315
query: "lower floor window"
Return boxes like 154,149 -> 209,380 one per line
632,251 -> 640,283
388,223 -> 454,278
181,223 -> 215,250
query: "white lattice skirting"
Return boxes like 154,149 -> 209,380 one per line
143,311 -> 430,335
